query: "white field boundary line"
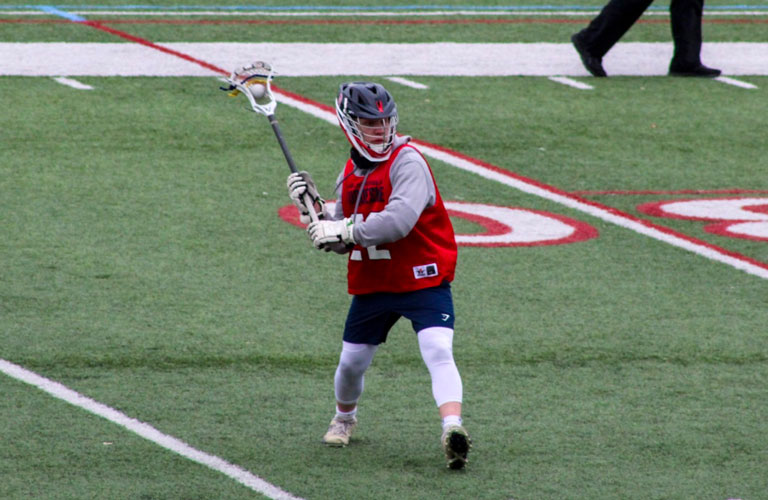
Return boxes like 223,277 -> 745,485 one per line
548,76 -> 594,90
386,76 -> 429,89
0,359 -> 304,500
715,76 -> 758,89
53,76 -> 93,89
5,42 -> 767,77
273,91 -> 768,280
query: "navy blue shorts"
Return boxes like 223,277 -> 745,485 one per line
343,282 -> 455,345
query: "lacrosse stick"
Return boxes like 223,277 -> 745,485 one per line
221,61 -> 320,223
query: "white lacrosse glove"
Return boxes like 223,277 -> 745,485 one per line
287,171 -> 325,224
307,218 -> 356,249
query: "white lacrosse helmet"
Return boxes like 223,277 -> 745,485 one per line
335,82 -> 399,162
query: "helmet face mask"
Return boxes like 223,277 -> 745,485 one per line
348,115 -> 398,156
336,82 -> 398,162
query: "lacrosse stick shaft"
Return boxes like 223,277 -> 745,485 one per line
268,114 -> 299,173
267,114 -> 320,223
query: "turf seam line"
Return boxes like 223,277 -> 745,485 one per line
0,359 -> 304,500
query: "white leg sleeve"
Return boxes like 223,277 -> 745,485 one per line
417,327 -> 463,407
334,341 -> 378,405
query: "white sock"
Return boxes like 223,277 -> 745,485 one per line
336,407 -> 357,422
442,415 -> 462,430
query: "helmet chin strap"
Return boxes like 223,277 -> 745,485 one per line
350,147 -> 382,170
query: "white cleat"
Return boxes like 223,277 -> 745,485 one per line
322,416 -> 357,447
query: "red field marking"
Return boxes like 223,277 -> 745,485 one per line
705,220 -> 768,242
446,203 -> 599,247
638,198 -> 768,221
81,20 -> 229,75
707,18 -> 768,24
278,202 -> 599,247
637,197 -> 768,242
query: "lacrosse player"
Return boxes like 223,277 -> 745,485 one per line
287,82 -> 471,469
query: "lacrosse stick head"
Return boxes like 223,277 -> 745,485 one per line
223,61 -> 277,115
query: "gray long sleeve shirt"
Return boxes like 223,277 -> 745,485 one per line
331,136 -> 437,248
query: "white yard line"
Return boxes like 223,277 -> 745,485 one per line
715,76 -> 758,89
386,76 -> 429,89
52,76 -> 94,89
548,76 -> 594,89
0,359 -> 304,500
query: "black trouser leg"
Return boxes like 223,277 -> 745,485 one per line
669,0 -> 704,68
577,0 -> 654,57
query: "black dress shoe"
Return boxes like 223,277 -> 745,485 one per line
571,33 -> 607,77
668,64 -> 722,77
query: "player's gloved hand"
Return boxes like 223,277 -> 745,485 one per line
307,218 -> 356,249
287,171 -> 325,224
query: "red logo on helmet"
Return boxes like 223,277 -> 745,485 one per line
376,100 -> 383,112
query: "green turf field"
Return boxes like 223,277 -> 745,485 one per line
2,2 -> 768,499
